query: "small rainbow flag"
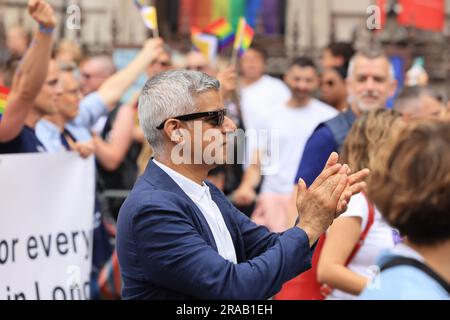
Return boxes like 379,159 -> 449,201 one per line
0,85 -> 10,117
192,33 -> 219,64
133,1 -> 158,32
204,18 -> 235,50
140,6 -> 158,31
234,17 -> 254,56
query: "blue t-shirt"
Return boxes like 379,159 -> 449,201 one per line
294,124 -> 338,187
67,92 -> 109,142
360,246 -> 450,300
0,126 -> 46,154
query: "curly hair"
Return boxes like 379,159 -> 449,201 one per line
341,109 -> 403,173
368,119 -> 450,246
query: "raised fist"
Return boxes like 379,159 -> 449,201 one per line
28,0 -> 57,29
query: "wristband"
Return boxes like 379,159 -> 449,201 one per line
39,25 -> 54,34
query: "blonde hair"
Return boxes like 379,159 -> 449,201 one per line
56,39 -> 84,65
341,109 -> 403,173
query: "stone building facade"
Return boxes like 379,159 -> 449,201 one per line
1,0 -> 449,94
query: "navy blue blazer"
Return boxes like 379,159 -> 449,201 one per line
116,161 -> 313,300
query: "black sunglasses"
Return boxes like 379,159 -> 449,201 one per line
156,109 -> 227,130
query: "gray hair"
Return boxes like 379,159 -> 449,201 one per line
83,54 -> 116,76
138,70 -> 220,154
394,86 -> 437,114
347,48 -> 395,80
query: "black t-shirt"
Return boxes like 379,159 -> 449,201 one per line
0,126 -> 46,154
97,106 -> 140,191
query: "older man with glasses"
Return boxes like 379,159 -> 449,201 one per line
116,69 -> 369,300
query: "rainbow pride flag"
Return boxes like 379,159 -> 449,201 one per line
192,33 -> 219,63
140,6 -> 158,31
204,18 -> 235,50
0,85 -> 10,117
234,17 -> 254,56
133,0 -> 158,32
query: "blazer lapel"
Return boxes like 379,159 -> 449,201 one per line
142,160 -> 218,251
207,182 -> 246,261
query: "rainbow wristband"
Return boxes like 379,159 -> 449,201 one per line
39,25 -> 54,34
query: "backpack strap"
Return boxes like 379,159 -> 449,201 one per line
380,256 -> 450,295
345,192 -> 375,265
320,193 -> 376,297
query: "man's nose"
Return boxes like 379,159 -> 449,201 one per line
364,77 -> 376,90
55,84 -> 63,96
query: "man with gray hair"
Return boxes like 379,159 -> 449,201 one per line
294,48 -> 397,187
116,70 -> 369,299
393,86 -> 444,120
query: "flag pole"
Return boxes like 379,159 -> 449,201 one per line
230,47 -> 239,67
152,0 -> 159,38
230,17 -> 245,66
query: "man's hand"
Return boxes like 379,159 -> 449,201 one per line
217,66 -> 237,100
336,167 -> 370,215
28,0 -> 56,29
67,135 -> 95,159
296,153 -> 347,245
295,152 -> 370,246
142,38 -> 165,64
231,184 -> 256,207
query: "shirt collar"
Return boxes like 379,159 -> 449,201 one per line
37,119 -> 61,138
153,159 -> 209,202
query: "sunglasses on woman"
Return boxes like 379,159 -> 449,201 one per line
156,109 -> 227,130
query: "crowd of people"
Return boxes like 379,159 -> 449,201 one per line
1,0 -> 449,300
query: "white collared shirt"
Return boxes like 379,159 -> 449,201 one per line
36,119 -> 65,153
153,160 -> 237,264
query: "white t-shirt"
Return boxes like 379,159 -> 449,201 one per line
328,192 -> 396,300
260,99 -> 338,194
240,75 -> 291,132
240,75 -> 290,166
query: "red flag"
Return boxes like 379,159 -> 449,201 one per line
191,0 -> 213,29
397,0 -> 445,32
178,0 -> 194,34
376,0 -> 388,30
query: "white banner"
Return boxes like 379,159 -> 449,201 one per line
0,152 -> 95,300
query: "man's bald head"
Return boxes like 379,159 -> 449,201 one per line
394,86 -> 444,120
186,51 -> 215,76
80,54 -> 116,95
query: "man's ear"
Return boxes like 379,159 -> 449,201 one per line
164,119 -> 183,143
389,79 -> 398,99
335,56 -> 345,67
313,74 -> 320,89
346,77 -> 353,96
283,70 -> 290,83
